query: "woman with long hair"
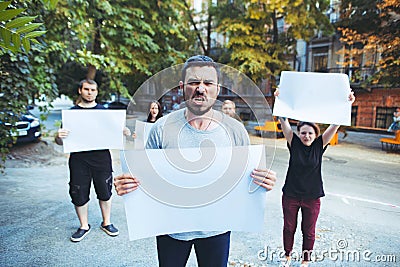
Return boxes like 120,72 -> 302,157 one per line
146,100 -> 163,123
276,90 -> 355,267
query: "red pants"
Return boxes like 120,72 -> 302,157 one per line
282,195 -> 321,261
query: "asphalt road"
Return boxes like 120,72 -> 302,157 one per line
0,131 -> 399,267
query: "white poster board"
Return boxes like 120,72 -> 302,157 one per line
134,120 -> 154,149
273,71 -> 352,125
121,145 -> 267,240
62,110 -> 126,153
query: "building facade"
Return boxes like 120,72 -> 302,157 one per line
300,0 -> 400,130
135,0 -> 399,130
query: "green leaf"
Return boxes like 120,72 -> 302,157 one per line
16,23 -> 43,34
0,41 -> 17,52
30,39 -> 40,45
0,1 -> 11,12
22,37 -> 30,52
24,30 -> 46,39
11,32 -> 20,50
43,0 -> 59,10
0,26 -> 11,47
0,8 -> 25,21
5,16 -> 37,29
51,0 -> 60,9
0,27 -> 6,39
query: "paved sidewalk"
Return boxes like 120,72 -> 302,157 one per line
0,131 -> 399,267
336,129 -> 395,150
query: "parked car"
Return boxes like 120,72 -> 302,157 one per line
103,101 -> 128,110
1,107 -> 42,143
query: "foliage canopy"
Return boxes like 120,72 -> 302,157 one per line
337,0 -> 400,86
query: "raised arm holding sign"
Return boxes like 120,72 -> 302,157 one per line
272,72 -> 355,267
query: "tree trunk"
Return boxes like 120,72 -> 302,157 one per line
87,65 -> 97,80
272,10 -> 278,44
183,0 -> 207,54
206,12 -> 212,56
86,18 -> 102,81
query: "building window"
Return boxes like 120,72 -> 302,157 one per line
351,106 -> 358,126
312,48 -> 329,72
375,107 -> 397,129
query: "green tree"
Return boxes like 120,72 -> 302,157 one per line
337,0 -> 400,86
336,27 -> 365,82
126,0 -> 196,93
1,0 -> 195,171
215,0 -> 333,85
0,0 -> 56,171
41,0 -> 194,101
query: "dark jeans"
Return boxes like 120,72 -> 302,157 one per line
156,232 -> 231,267
282,195 -> 321,261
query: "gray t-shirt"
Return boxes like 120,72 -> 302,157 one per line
146,108 -> 250,241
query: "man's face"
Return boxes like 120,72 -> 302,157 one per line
78,82 -> 98,103
182,66 -> 220,116
222,103 -> 235,117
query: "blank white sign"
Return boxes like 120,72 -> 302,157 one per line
120,145 -> 267,240
62,110 -> 126,153
273,71 -> 352,125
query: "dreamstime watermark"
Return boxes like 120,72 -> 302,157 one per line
256,239 -> 397,265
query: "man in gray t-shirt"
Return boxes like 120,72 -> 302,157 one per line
146,108 -> 249,242
114,55 -> 276,267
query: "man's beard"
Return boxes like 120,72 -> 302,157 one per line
185,103 -> 213,116
81,97 -> 94,103
184,90 -> 216,116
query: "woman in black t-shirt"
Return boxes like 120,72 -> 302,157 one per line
275,90 -> 355,267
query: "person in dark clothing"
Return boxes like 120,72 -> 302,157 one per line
55,79 -> 119,242
275,89 -> 355,267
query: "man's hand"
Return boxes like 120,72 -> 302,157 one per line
57,128 -> 70,139
251,168 -> 276,191
123,127 -> 131,136
55,128 -> 70,145
114,173 -> 140,196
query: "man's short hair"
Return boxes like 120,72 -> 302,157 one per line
223,100 -> 236,109
181,55 -> 220,82
79,79 -> 98,90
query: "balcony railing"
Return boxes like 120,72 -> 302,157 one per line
318,67 -> 377,84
